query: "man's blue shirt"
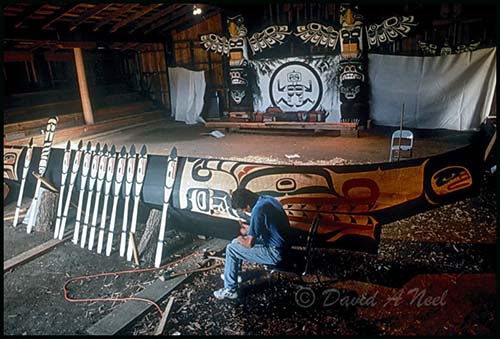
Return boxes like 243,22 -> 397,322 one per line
247,195 -> 289,248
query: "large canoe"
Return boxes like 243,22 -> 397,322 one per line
4,121 -> 494,254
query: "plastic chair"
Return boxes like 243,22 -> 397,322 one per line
389,129 -> 414,161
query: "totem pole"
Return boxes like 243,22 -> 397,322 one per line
225,15 -> 252,111
201,14 -> 291,112
337,4 -> 369,126
295,3 -> 417,127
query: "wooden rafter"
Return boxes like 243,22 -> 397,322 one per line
3,51 -> 33,62
56,41 -> 97,49
69,4 -> 113,31
92,3 -> 139,32
109,4 -> 163,33
41,4 -> 81,30
29,41 -> 49,52
160,8 -> 220,34
128,4 -> 182,34
4,4 -> 29,14
144,5 -> 193,35
120,42 -> 141,51
14,4 -> 45,29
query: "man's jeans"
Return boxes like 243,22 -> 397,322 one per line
223,238 -> 282,290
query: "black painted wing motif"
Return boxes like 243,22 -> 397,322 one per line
200,33 -> 230,55
417,41 -> 438,55
247,25 -> 291,54
295,22 -> 339,50
366,16 -> 417,49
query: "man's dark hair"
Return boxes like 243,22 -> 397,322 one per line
231,187 -> 259,209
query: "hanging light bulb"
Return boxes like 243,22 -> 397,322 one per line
193,5 -> 202,16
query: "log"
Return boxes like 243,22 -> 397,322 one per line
137,208 -> 162,266
32,188 -> 58,233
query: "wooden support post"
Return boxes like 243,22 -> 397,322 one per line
73,47 -> 95,125
484,130 -> 496,162
24,61 -> 31,82
47,60 -> 54,87
30,60 -> 38,82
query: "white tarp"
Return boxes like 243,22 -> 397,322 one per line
251,56 -> 341,122
369,47 -> 496,130
168,67 -> 206,124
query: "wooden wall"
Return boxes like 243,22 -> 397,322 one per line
136,43 -> 170,110
170,13 -> 226,107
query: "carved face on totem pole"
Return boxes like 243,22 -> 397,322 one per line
200,15 -> 291,112
338,4 -> 368,124
225,15 -> 251,107
339,4 -> 364,58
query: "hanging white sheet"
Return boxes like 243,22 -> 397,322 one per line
168,67 -> 206,124
369,47 -> 496,130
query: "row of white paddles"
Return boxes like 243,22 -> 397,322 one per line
22,139 -> 160,264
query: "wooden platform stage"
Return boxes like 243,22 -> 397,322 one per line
204,121 -> 360,137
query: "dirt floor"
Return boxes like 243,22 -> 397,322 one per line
51,117 -> 475,164
3,118 -> 497,335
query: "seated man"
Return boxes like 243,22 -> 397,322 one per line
213,187 -> 290,300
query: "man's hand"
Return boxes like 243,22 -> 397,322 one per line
239,221 -> 249,236
237,234 -> 254,248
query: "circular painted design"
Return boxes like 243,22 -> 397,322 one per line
269,61 -> 323,112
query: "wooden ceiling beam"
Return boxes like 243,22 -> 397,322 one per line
110,4 -> 163,33
42,4 -> 81,30
128,4 -> 182,34
93,4 -> 139,32
144,5 -> 193,35
4,29 -> 162,50
44,51 -> 74,62
119,42 -> 141,51
55,41 -> 97,49
4,51 -> 33,62
29,41 -> 50,52
160,8 -> 220,34
14,4 -> 46,29
69,4 -> 113,32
